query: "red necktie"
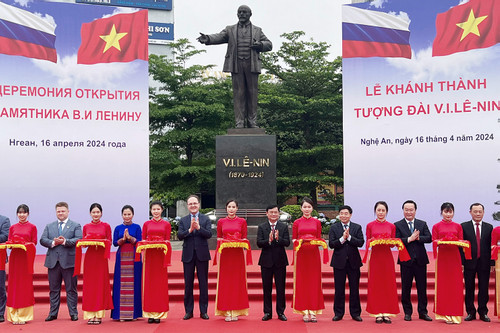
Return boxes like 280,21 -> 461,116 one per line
271,224 -> 275,239
475,222 -> 481,258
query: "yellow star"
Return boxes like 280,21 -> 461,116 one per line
456,9 -> 487,42
99,24 -> 128,53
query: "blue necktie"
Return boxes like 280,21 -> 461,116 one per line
58,222 -> 63,236
408,221 -> 414,233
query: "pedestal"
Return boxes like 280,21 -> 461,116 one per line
214,130 -> 276,249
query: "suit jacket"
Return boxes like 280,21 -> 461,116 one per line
256,221 -> 290,268
395,218 -> 431,266
0,214 -> 10,244
40,219 -> 82,269
206,22 -> 272,74
461,220 -> 493,270
178,213 -> 212,263
328,221 -> 364,270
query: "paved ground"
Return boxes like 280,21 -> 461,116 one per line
171,240 -> 182,250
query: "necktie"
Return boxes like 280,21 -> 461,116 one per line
271,224 -> 275,239
343,224 -> 348,230
408,221 -> 414,233
475,222 -> 481,258
58,222 -> 63,236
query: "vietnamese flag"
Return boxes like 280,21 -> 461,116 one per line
77,10 -> 148,64
432,0 -> 500,56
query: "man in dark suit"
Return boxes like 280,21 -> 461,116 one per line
178,194 -> 212,320
461,203 -> 493,322
197,5 -> 272,128
329,205 -> 364,322
257,204 -> 290,321
40,202 -> 82,321
395,200 -> 432,321
0,213 -> 10,323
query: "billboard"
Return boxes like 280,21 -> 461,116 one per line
76,0 -> 172,11
342,0 -> 500,231
0,0 -> 150,252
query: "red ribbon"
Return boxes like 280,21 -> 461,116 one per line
362,237 -> 411,263
291,238 -> 329,265
0,240 -> 36,274
491,245 -> 500,260
432,237 -> 471,259
73,238 -> 111,276
135,240 -> 172,267
213,239 -> 252,266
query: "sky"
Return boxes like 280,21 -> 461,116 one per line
172,0 -> 351,70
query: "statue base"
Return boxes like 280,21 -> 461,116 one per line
211,132 -> 276,249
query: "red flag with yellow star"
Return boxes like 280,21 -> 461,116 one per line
77,10 -> 148,64
432,0 -> 499,56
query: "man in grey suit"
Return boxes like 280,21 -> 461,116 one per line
198,5 -> 272,128
40,202 -> 82,321
0,213 -> 10,323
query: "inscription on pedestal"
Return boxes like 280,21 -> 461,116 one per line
215,134 -> 276,226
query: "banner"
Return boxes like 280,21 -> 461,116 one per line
343,0 -> 500,236
0,1 -> 149,252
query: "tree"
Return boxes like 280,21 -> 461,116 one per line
259,31 -> 343,205
149,39 -> 233,204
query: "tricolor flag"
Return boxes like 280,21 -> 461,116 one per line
77,10 -> 148,65
0,2 -> 57,63
432,0 -> 500,57
342,5 -> 411,59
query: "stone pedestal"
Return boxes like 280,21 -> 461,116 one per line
213,130 -> 276,249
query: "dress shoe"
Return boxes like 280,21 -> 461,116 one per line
45,315 -> 57,322
70,315 -> 78,321
148,318 -> 155,324
404,314 -> 412,321
277,314 -> 287,321
262,313 -> 272,321
332,315 -> 342,321
183,312 -> 193,320
383,316 -> 391,324
0,315 -> 4,322
154,319 -> 160,323
352,316 -> 362,322
464,313 -> 475,321
419,314 -> 432,321
479,314 -> 491,322
200,313 -> 209,320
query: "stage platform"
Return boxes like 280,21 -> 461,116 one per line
1,243 -> 498,331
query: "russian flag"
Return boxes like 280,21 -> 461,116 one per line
342,5 -> 411,59
0,2 -> 57,63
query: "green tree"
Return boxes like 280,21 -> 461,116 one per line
260,31 -> 343,205
149,39 -> 233,204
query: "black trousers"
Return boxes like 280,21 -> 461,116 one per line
232,59 -> 259,128
260,265 -> 286,315
48,261 -> 78,317
0,270 -> 6,316
464,261 -> 490,316
183,251 -> 209,314
400,262 -> 428,315
333,265 -> 361,317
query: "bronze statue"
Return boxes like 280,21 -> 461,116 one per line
198,5 -> 272,128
